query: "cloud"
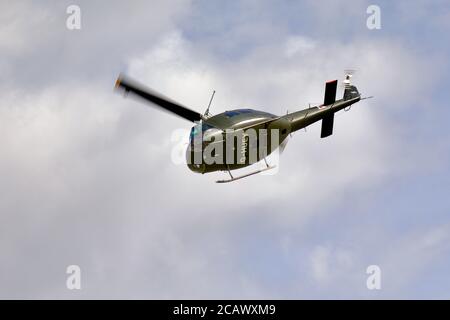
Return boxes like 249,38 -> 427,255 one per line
1,1 -> 449,299
378,224 -> 450,297
0,3 -> 49,54
311,246 -> 331,283
285,36 -> 317,57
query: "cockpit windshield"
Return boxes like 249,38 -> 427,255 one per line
189,123 -> 216,141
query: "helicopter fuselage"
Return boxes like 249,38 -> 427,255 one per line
186,108 -> 291,174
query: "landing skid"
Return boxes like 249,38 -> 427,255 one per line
216,159 -> 276,183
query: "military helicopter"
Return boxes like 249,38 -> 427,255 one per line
115,71 -> 372,182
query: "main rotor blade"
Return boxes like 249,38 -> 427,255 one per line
115,75 -> 203,122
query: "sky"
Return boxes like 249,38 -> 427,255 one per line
0,0 -> 449,299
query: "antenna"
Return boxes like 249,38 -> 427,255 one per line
204,90 -> 216,118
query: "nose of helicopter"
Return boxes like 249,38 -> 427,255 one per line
187,162 -> 205,173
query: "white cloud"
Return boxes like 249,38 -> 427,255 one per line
0,2 -> 50,54
379,224 -> 450,295
285,36 -> 316,57
311,246 -> 331,283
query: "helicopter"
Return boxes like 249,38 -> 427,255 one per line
115,71 -> 372,183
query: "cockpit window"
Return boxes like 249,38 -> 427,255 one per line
189,123 -> 216,141
189,126 -> 198,141
202,123 -> 215,132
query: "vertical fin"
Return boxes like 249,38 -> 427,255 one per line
324,80 -> 338,105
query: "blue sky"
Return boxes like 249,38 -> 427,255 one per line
0,0 -> 449,299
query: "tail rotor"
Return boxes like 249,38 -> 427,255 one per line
342,69 -> 356,88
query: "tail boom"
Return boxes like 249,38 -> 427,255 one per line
283,95 -> 361,134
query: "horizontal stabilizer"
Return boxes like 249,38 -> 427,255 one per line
324,80 -> 338,106
321,114 -> 334,138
